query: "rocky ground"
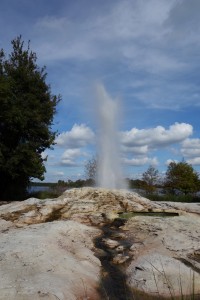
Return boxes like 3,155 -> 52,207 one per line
0,187 -> 200,299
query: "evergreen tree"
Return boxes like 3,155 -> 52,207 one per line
165,161 -> 200,195
0,36 -> 61,200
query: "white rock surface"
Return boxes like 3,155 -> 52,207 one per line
124,214 -> 200,297
0,220 -> 101,300
1,187 -> 199,226
0,187 -> 200,299
127,253 -> 200,297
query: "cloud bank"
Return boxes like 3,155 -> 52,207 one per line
47,122 -> 197,174
121,122 -> 193,152
181,138 -> 200,165
55,124 -> 95,148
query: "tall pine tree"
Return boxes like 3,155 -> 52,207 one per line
0,36 -> 61,200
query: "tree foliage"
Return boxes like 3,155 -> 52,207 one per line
0,36 -> 61,200
142,165 -> 159,193
128,179 -> 146,189
165,161 -> 200,195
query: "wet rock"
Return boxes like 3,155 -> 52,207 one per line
111,217 -> 127,227
94,248 -> 107,258
116,245 -> 124,252
112,254 -> 130,264
102,211 -> 119,221
110,232 -> 126,239
102,238 -> 120,249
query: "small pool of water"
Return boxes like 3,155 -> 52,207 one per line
119,211 -> 179,219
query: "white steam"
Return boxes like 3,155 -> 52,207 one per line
95,83 -> 126,189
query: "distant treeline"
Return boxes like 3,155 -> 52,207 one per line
30,182 -> 56,187
30,179 -> 95,188
30,178 -> 147,189
29,178 -> 200,203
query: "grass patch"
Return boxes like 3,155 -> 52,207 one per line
144,193 -> 200,203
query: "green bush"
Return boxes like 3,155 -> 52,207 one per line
146,193 -> 200,203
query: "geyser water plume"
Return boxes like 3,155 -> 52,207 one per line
95,83 -> 126,189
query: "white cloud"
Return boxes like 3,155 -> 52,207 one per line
36,16 -> 67,31
62,148 -> 82,159
50,171 -> 65,177
44,124 -> 94,169
106,0 -> 173,40
46,122 -> 195,171
54,122 -> 194,169
41,152 -> 48,160
43,170 -> 65,182
53,171 -> 64,176
121,145 -> 148,155
183,148 -> 200,158
120,123 -> 193,167
61,148 -> 84,167
55,124 -> 95,148
121,123 -> 193,151
181,138 -> 200,157
180,138 -> 200,165
30,0 -> 200,112
33,15 -> 99,61
165,159 -> 179,166
32,0 -> 181,68
132,80 -> 200,110
123,156 -> 158,166
60,160 -> 79,167
187,157 -> 200,166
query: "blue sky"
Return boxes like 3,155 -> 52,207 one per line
1,0 -> 200,182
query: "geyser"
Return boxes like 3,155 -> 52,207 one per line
95,83 -> 126,189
